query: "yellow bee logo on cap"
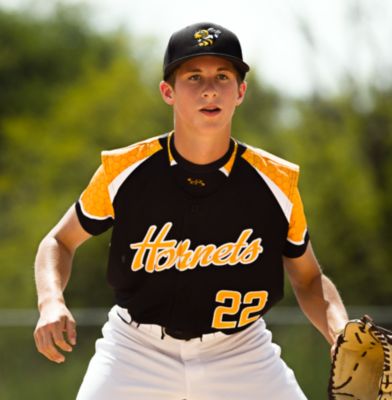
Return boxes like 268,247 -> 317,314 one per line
194,28 -> 221,47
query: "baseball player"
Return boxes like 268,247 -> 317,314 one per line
33,22 -> 349,399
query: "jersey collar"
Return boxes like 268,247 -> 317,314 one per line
166,131 -> 238,177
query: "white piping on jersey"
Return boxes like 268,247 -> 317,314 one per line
79,195 -> 113,221
240,143 -> 299,223
166,132 -> 177,166
219,166 -> 229,177
108,157 -> 149,202
287,228 -> 307,246
251,168 -> 293,223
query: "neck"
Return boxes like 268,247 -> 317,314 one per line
173,127 -> 231,165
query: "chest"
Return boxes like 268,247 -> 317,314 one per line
111,157 -> 288,253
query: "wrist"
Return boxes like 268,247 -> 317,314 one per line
328,318 -> 348,343
38,296 -> 65,312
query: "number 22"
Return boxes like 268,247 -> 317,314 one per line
212,290 -> 269,329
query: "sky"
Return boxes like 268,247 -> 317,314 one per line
1,0 -> 391,96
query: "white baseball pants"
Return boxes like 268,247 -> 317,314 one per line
76,305 -> 307,400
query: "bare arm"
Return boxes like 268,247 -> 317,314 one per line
34,205 -> 91,363
283,241 -> 349,345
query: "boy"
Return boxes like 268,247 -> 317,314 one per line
34,22 -> 348,399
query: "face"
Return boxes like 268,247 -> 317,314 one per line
160,56 -> 247,136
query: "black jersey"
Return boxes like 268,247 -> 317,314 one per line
76,132 -> 309,334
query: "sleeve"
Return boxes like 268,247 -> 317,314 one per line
75,163 -> 115,235
283,186 -> 310,258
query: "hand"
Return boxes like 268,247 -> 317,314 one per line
33,301 -> 77,363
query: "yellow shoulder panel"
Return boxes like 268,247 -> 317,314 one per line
102,136 -> 163,184
79,136 -> 163,220
241,145 -> 299,200
79,164 -> 115,219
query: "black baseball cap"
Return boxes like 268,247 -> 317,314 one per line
163,22 -> 250,81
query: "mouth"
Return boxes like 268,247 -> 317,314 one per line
199,105 -> 221,116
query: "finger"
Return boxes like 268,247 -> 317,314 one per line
51,319 -> 73,353
33,327 -> 42,351
44,335 -> 66,363
65,317 -> 77,346
35,327 -> 65,363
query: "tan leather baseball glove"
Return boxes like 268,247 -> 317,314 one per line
329,315 -> 392,399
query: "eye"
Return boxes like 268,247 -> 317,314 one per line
188,74 -> 201,81
217,73 -> 229,81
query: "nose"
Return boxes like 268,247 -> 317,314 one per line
201,79 -> 218,98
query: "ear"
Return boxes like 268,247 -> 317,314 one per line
159,81 -> 175,106
235,81 -> 247,106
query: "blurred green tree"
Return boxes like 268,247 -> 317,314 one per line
272,90 -> 392,305
0,4 -> 171,307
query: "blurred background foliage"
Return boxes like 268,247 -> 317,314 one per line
0,3 -> 391,399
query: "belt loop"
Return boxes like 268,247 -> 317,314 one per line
161,326 -> 165,340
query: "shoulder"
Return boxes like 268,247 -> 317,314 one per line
238,141 -> 300,198
101,133 -> 167,179
239,141 -> 299,173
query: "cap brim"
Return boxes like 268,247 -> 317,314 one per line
164,53 -> 250,81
